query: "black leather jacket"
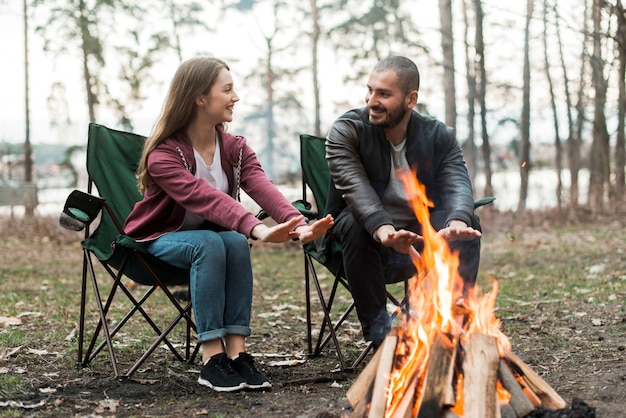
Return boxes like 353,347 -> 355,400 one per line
325,107 -> 475,238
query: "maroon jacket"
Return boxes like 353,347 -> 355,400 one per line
124,126 -> 304,242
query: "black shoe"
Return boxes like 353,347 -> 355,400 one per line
198,353 -> 246,392
231,352 -> 272,390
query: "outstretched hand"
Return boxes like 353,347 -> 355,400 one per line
251,215 -> 305,243
290,214 -> 334,244
374,225 -> 423,255
436,220 -> 482,242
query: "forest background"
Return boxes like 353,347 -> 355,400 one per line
0,0 -> 625,218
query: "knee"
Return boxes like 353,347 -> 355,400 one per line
222,231 -> 251,256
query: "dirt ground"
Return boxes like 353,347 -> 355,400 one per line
0,210 -> 624,417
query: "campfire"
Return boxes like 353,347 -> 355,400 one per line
346,171 -> 567,418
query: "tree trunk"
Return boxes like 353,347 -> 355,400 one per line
79,0 -> 97,123
462,0 -> 478,185
518,0 -> 533,213
614,0 -> 626,202
554,0 -> 581,213
589,0 -> 610,212
310,0 -> 322,137
574,0 -> 589,209
23,0 -> 35,217
265,35 -> 276,180
543,0 -> 562,212
474,0 -> 493,198
440,0 -> 456,129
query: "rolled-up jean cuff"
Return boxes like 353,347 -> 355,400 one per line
197,326 -> 251,343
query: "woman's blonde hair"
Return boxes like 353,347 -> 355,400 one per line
137,57 -> 230,193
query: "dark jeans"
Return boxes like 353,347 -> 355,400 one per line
332,209 -> 482,345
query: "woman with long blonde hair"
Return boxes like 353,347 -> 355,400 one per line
125,57 -> 333,392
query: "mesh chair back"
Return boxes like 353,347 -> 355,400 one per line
83,123 -> 187,285
83,123 -> 144,260
299,134 -> 330,216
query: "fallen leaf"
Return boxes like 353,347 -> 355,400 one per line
268,359 -> 306,367
27,348 -> 61,356
0,316 -> 21,327
17,311 -> 41,318
64,327 -> 77,341
39,387 -> 57,394
0,400 -> 45,409
0,346 -> 22,360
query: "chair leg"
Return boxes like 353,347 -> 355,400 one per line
304,253 -> 313,356
84,251 -> 120,377
80,252 -> 197,379
76,251 -> 89,369
305,254 -> 350,371
124,300 -> 193,379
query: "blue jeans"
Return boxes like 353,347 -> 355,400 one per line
146,230 -> 253,343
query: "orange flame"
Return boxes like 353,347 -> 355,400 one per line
381,169 -> 511,417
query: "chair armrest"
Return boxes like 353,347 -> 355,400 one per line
473,196 -> 495,209
59,189 -> 106,231
255,199 -> 316,223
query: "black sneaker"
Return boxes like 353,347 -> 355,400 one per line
198,353 -> 246,392
231,352 -> 272,390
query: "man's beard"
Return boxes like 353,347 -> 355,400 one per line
368,104 -> 408,129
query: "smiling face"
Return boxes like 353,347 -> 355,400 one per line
365,70 -> 416,133
199,67 -> 239,125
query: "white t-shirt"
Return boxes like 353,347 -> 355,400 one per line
180,140 -> 229,230
381,138 -> 415,226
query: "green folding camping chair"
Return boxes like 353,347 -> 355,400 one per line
298,134 -> 495,371
299,134 -> 409,371
59,123 -> 198,379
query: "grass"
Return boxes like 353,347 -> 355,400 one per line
0,215 -> 625,416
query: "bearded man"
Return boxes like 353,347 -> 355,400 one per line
322,56 -> 483,348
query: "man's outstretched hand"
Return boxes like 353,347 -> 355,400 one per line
374,224 -> 422,255
437,220 -> 482,242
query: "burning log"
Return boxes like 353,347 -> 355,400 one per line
347,333 -> 397,418
416,331 -> 457,417
504,351 -> 567,410
498,359 -> 535,417
370,334 -> 399,418
347,330 -> 569,418
462,333 -> 500,418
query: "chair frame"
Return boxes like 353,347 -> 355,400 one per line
74,196 -> 198,379
61,124 -> 200,380
299,134 -> 408,371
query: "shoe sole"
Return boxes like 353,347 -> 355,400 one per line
244,381 -> 272,391
197,377 -> 246,392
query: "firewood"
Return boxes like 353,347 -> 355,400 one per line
350,362 -> 377,418
500,403 -> 516,418
416,331 -> 457,418
504,351 -> 567,409
369,334 -> 399,418
397,374 -> 418,418
498,359 -> 535,417
463,333 -> 500,418
347,338 -> 386,408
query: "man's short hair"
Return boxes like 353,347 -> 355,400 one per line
373,56 -> 420,95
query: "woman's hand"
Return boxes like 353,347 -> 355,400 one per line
290,214 -> 334,244
251,215 -> 305,243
